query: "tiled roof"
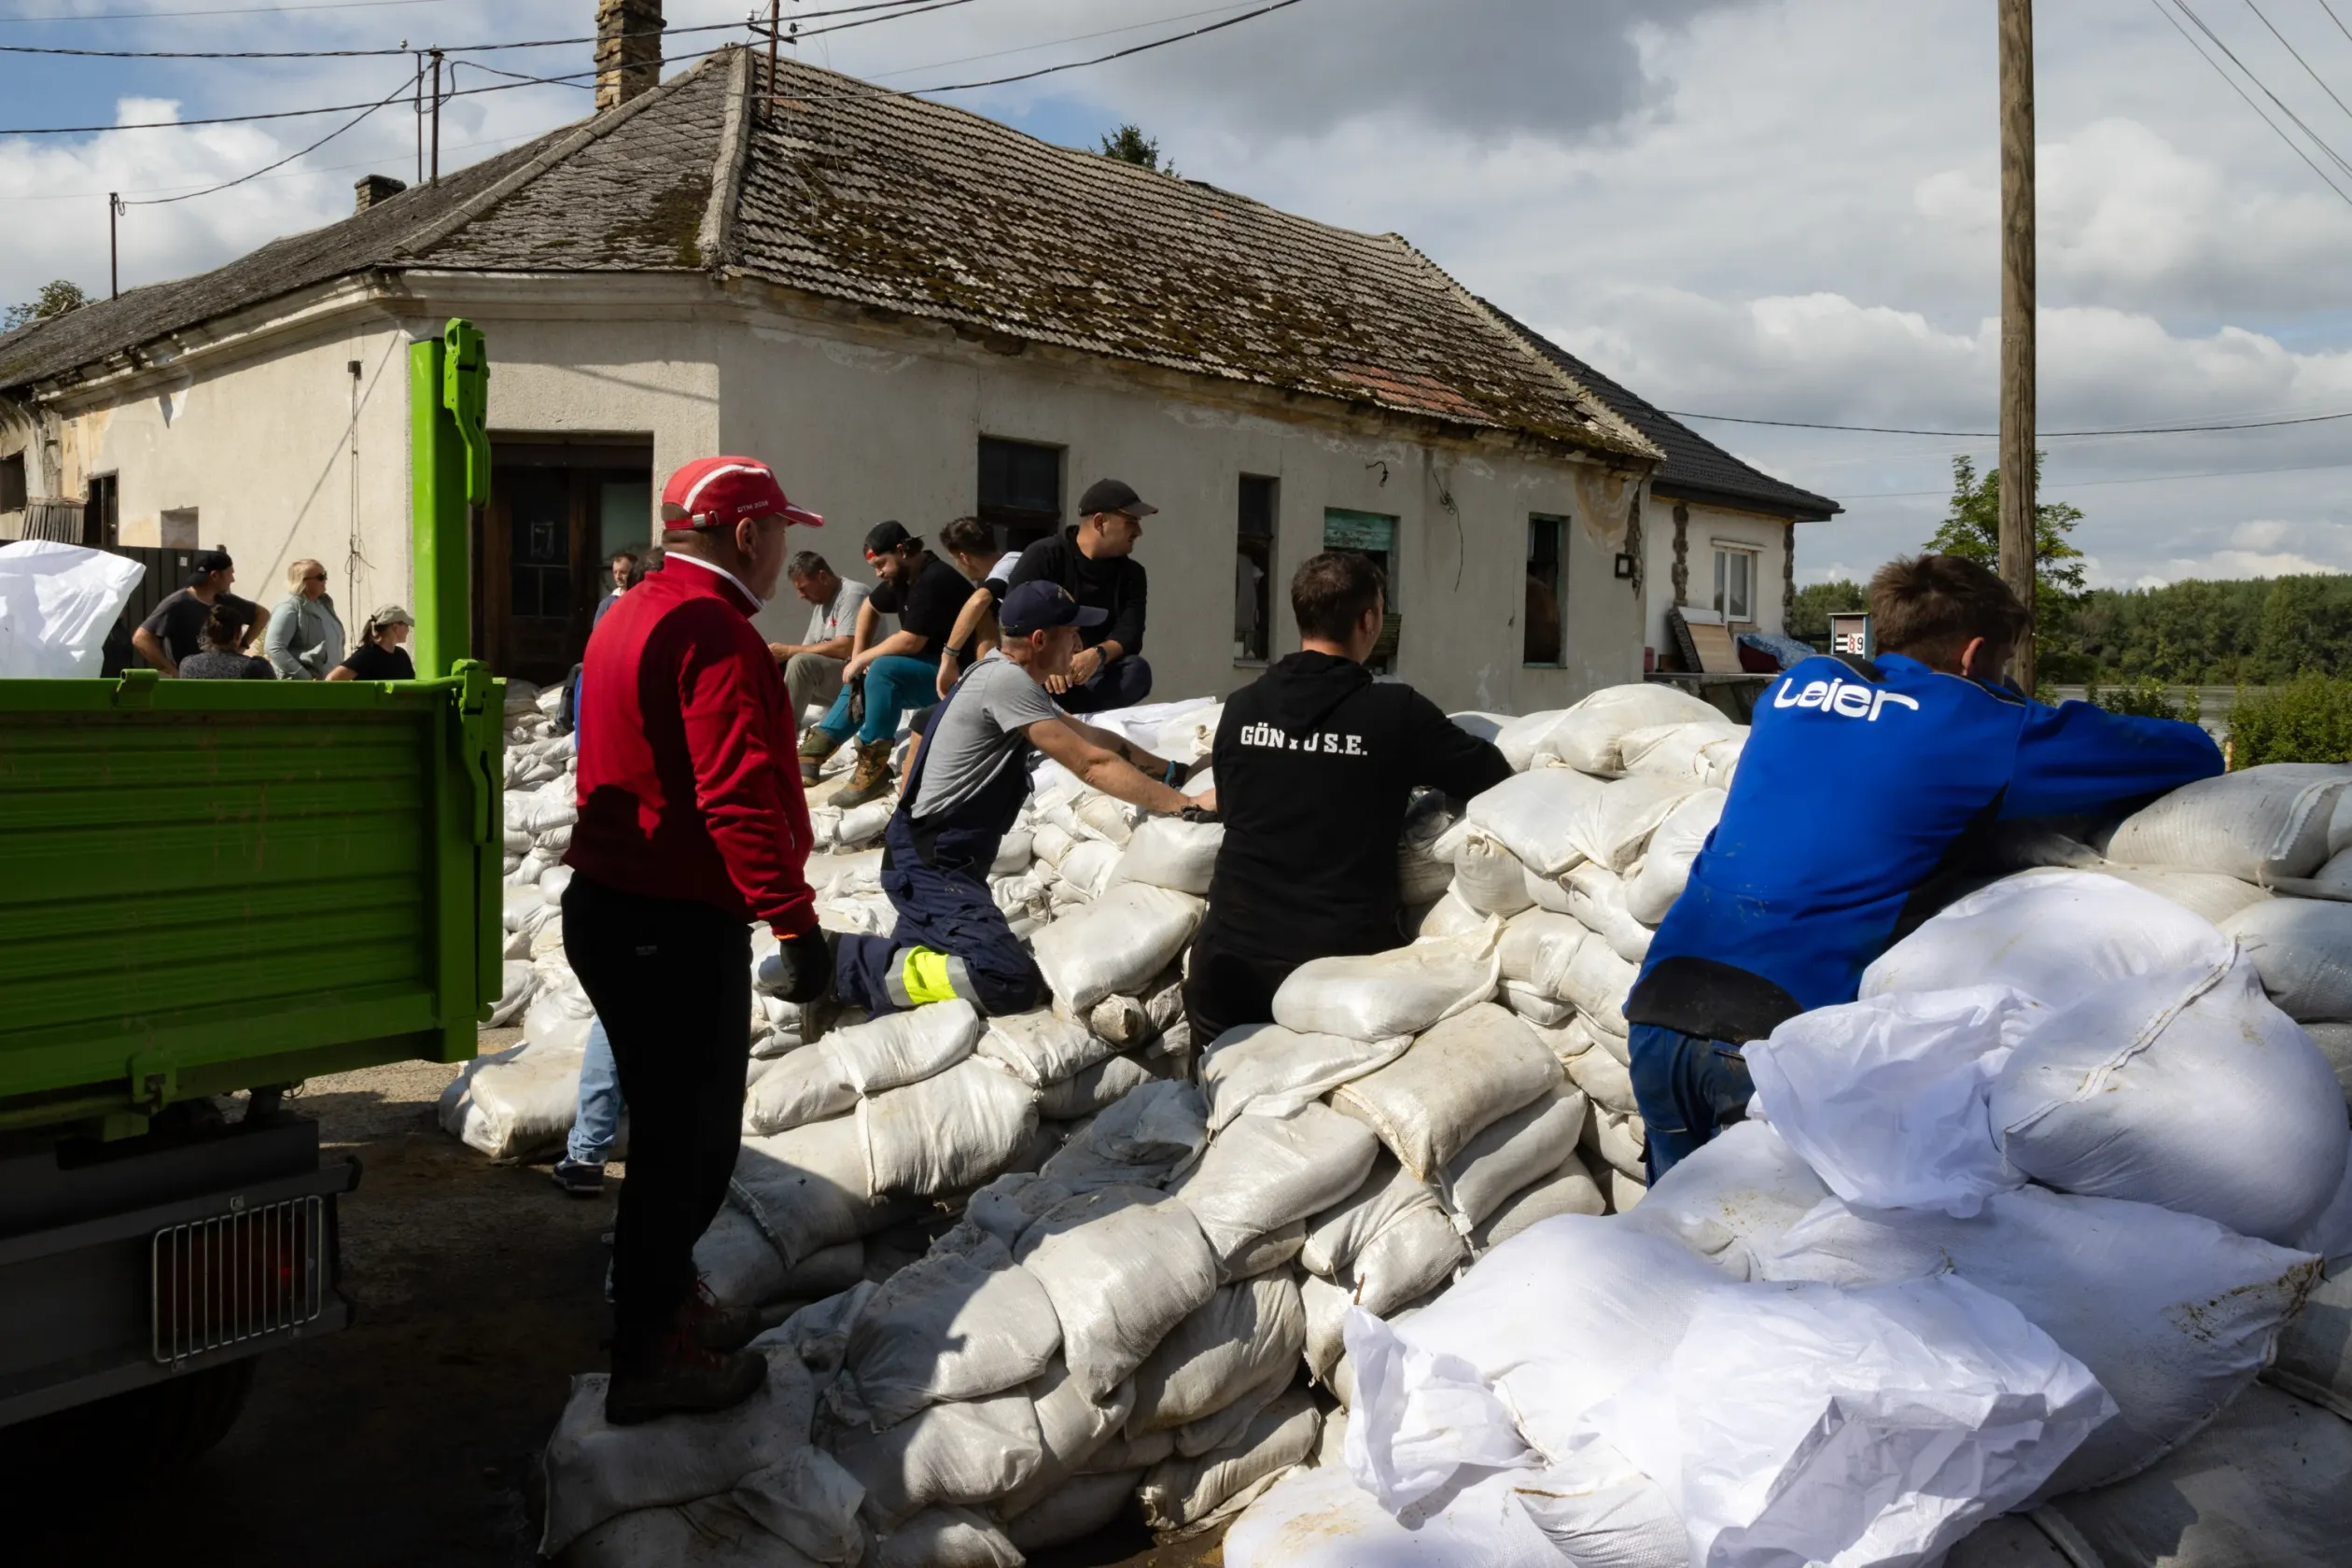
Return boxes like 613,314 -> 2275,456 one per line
0,49 -> 1657,465
1489,307 -> 1841,520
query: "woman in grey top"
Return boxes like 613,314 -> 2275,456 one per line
179,600 -> 275,679
265,558 -> 344,679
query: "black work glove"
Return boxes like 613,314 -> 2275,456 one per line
757,928 -> 834,1004
1180,805 -> 1221,825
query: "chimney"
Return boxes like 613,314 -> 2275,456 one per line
354,174 -> 408,213
595,0 -> 665,111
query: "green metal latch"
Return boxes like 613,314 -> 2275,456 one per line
412,317 -> 490,680
441,319 -> 490,507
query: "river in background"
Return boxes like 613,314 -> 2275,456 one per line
2053,685 -> 2250,741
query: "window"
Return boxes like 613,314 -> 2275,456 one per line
1524,514 -> 1565,665
1235,475 -> 1277,662
0,452 -> 24,513
1323,508 -> 1401,674
1714,545 -> 1757,624
977,437 -> 1062,555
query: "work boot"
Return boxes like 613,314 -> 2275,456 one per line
831,738 -> 897,808
679,1281 -> 760,1353
798,727 -> 841,786
604,1333 -> 765,1426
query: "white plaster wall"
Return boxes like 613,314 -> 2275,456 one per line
1644,497 -> 1793,651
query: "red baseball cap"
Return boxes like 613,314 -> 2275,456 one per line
659,456 -> 823,531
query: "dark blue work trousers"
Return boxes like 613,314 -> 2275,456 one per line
1627,1022 -> 1757,1183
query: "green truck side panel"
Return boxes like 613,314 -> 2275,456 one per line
0,665 -> 503,1128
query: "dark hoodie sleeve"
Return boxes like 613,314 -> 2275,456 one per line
1405,690 -> 1513,801
1107,559 -> 1146,658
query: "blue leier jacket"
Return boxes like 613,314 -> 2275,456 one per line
1624,651 -> 2224,1042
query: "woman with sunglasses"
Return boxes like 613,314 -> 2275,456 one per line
264,558 -> 345,680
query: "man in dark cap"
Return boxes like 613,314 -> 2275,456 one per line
797,521 -> 972,806
131,548 -> 265,677
1004,478 -> 1155,714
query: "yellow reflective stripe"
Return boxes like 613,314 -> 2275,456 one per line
900,947 -> 961,1007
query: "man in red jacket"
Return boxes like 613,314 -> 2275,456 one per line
564,455 -> 831,1424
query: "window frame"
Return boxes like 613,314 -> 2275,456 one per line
0,451 -> 25,513
1523,512 -> 1568,667
1234,474 -> 1278,665
976,436 -> 1064,557
1322,507 -> 1403,675
1713,543 -> 1759,626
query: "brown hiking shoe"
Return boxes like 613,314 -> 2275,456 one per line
604,1333 -> 765,1426
798,727 -> 841,786
831,738 -> 898,807
679,1281 -> 760,1353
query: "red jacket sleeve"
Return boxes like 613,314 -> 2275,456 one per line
675,609 -> 820,935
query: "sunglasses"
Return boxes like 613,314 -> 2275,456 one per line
302,574 -> 328,582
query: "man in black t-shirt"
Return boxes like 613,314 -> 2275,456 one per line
131,548 -> 264,677
1185,552 -> 1513,1046
799,521 -> 968,805
1006,478 -> 1155,714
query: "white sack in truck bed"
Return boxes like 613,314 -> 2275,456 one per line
2104,763 -> 2350,883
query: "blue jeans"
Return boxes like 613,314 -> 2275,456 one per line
818,653 -> 939,746
567,1015 -> 623,1167
1053,654 -> 1153,715
1628,1022 -> 1755,1184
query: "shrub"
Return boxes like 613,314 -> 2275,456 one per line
2228,675 -> 2352,768
2083,677 -> 2192,723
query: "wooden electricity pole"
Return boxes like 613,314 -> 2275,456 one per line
1999,0 -> 2037,690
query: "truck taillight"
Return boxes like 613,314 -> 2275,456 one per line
151,1196 -> 327,1365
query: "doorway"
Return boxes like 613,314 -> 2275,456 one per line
482,438 -> 653,683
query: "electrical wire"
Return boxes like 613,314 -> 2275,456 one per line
2,0 -> 455,21
2324,0 -> 2352,49
2241,0 -> 2352,129
2172,0 -> 2352,176
125,62 -> 421,203
1660,406 -> 2352,438
0,127 -> 540,202
2144,0 -> 2352,204
1841,457 -> 2352,500
862,0 -> 1267,82
906,0 -> 1309,93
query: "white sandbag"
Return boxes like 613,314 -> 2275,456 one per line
1564,775 -> 1704,876
1464,766 -> 1609,876
1127,1274 -> 1306,1435
1353,1203 -> 1469,1315
1413,888 -> 1491,940
1583,1105 -> 1648,1181
1199,1022 -> 1410,1132
1625,788 -> 1725,926
1545,683 -> 1727,774
1399,804 -> 1461,905
1053,837 -> 1121,901
1586,1273 -> 2112,1568
1440,1084 -> 1589,1229
1993,954 -> 2348,1246
732,1115 -> 906,1268
1563,1041 -> 1638,1114
1862,869 -> 2233,1011
1521,861 -> 1576,916
1110,816 -> 1225,896
1558,935 -> 1638,1036
831,1391 -> 1043,1530
1031,883 -> 1204,1011
870,1507 -> 1022,1568
1302,1155 -> 1441,1280
2269,1259 -> 2352,1420
523,987 -> 595,1055
825,1001 -> 981,1095
2220,897 -> 2352,1022
1562,861 -> 1654,963
1499,908 -> 1588,997
2107,763 -> 2349,883
1330,1003 -> 1561,1180
1072,791 -> 1141,846
1029,821 -> 1074,866
559,1497 -> 817,1568
998,1360 -> 1135,1518
1474,1158 -> 1609,1252
438,1041 -> 581,1161
1013,1184 -> 1220,1402
1455,836 -> 1538,917
1139,1389 -> 1322,1536
1758,1184 -> 2322,1495
1493,708 -> 1570,770
1532,1014 -> 1606,1065
858,1057 -> 1037,1198
694,1205 -> 794,1310
2034,1381 -> 2352,1568
1500,982 -> 1578,1028
1003,1471 -> 1140,1554
2093,864 -> 2271,926
1621,1120 -> 1827,1279
1173,1101 -> 1382,1272
1036,1052 -> 1155,1119
833,1229 -> 1060,1433
1696,730 -> 1745,790
973,1008 -> 1111,1088
743,1047 -> 858,1136
1617,718 -> 1742,781
1084,991 -> 1154,1048
1034,1080 -> 1208,1195
0,539 -> 148,677
1274,922 -> 1503,1043
1607,1167 -> 1647,1212
503,883 -> 552,934
1747,984 -> 2039,1217
539,863 -> 574,901
1227,1463 -> 1572,1568
488,959 -> 539,1027
539,1347 -> 814,1558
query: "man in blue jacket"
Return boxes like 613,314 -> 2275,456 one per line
1626,553 -> 2223,1181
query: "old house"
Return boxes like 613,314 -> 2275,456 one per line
0,29 -> 1734,711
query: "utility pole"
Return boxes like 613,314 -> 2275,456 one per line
108,192 -> 123,299
430,49 -> 444,185
1998,0 -> 2037,691
766,0 -> 779,121
414,49 -> 425,186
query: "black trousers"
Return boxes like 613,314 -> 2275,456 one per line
561,874 -> 750,1355
1183,927 -> 1309,1049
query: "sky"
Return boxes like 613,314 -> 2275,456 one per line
5,0 -> 2352,590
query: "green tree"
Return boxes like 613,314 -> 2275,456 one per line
1098,123 -> 1176,176
1927,451 -> 2085,605
2,278 -> 90,333
2229,674 -> 2352,766
1787,578 -> 1866,643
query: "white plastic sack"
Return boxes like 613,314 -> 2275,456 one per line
1302,1155 -> 1446,1280
1224,1461 -> 1569,1568
1198,1022 -> 1410,1131
1273,922 -> 1502,1043
743,1047 -> 857,1136
1437,821 -> 1536,917
824,1000 -> 980,1095
1543,683 -> 1726,774
998,1359 -> 1135,1518
1139,1389 -> 1322,1536
2107,763 -> 2348,883
1562,861 -> 1653,964
1498,908 -> 1588,997
1330,1003 -> 1561,1180
2093,865 -> 2271,926
1564,1041 -> 1638,1114
1110,816 -> 1225,896
438,1041 -> 581,1161
1031,883 -> 1203,1011
1493,708 -> 1571,770
1746,985 -> 2039,1217
858,1057 -> 1038,1198
1585,1273 -> 2112,1568
1037,1053 -> 1155,1119
1013,1184 -> 1221,1402
1439,1084 -> 1589,1229
1625,788 -> 1725,926
1474,1159 -> 1609,1252
0,539 -> 147,678
831,1390 -> 1043,1529
1033,1080 -> 1208,1196
973,1008 -> 1112,1088
1862,869 -> 2233,1011
1172,1101 -> 1382,1271
1563,775 -> 1704,876
1351,1204 -> 1468,1316
1991,954 -> 2349,1246
731,1115 -> 907,1268
1127,1274 -> 1306,1435
1621,1120 -> 1827,1280
1465,767 -> 1609,877
832,1229 -> 1061,1430
2220,897 -> 2352,1022
1558,934 -> 1638,1037
871,1507 -> 1022,1568
1617,718 -> 1742,781
488,959 -> 539,1027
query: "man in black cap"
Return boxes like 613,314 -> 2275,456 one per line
822,580 -> 1207,1016
1004,479 -> 1155,714
799,521 -> 971,805
132,548 -> 266,678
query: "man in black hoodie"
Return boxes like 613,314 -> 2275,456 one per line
1186,552 -> 1514,1045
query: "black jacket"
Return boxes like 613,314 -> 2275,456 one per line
1200,651 -> 1513,963
1008,528 -> 1146,656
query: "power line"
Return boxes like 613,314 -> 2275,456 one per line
2241,0 -> 2352,129
907,0 -> 1309,94
2172,0 -> 2352,178
2324,0 -> 2352,49
1660,406 -> 2352,437
1841,456 -> 2352,499
2144,0 -> 2352,204
126,63 -> 421,204
0,127 -> 539,202
864,1 -> 1267,82
1,0 -> 455,21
